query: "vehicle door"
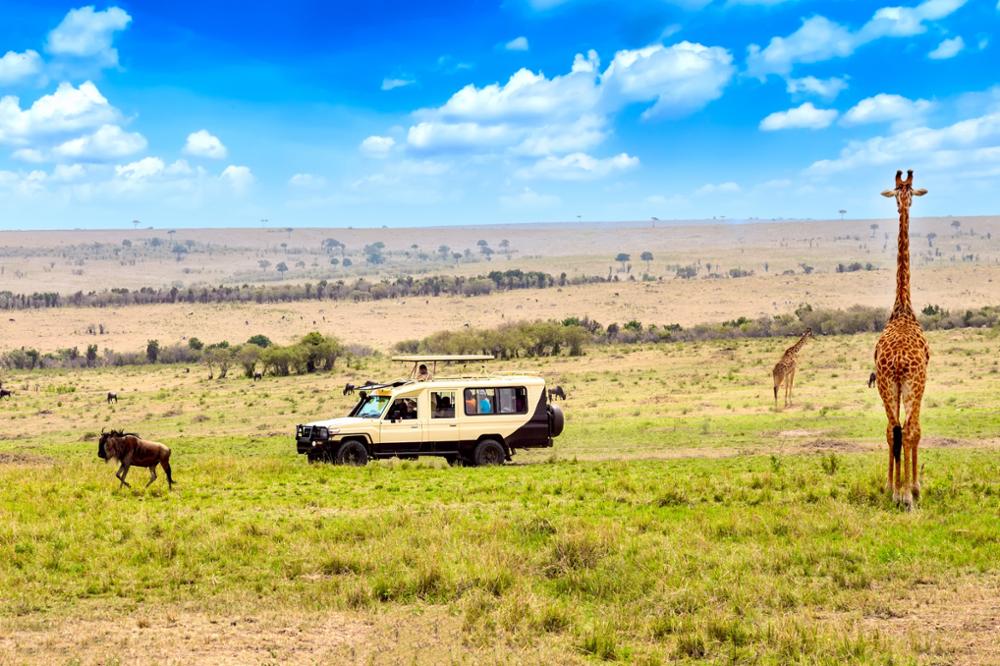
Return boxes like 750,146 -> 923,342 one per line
379,395 -> 422,454
425,389 -> 459,453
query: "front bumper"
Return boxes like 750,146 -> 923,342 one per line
296,424 -> 331,454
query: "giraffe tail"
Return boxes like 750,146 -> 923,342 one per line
773,385 -> 778,401
892,425 -> 902,464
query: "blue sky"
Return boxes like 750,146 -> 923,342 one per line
0,0 -> 998,229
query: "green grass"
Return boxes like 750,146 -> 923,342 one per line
1,328 -> 999,662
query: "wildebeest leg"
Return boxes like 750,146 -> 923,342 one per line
116,464 -> 131,489
145,466 -> 157,488
162,460 -> 174,489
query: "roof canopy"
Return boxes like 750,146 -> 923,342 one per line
392,354 -> 494,363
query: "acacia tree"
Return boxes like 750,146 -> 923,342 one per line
640,251 -> 654,271
276,261 -> 288,278
614,253 -> 630,272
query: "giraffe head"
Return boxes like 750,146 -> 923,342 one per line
881,169 -> 927,214
802,327 -> 814,342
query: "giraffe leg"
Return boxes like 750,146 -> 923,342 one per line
788,368 -> 796,406
885,424 -> 895,495
875,376 -> 901,500
903,395 -> 923,505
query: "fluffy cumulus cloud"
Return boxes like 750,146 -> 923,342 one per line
808,109 -> 1000,175
515,152 -> 638,180
360,135 -> 396,157
747,0 -> 968,77
183,129 -> 227,159
928,35 -> 965,59
0,50 -> 43,84
220,164 -> 254,193
785,75 -> 849,100
0,81 -> 118,145
52,123 -> 146,160
401,42 -> 732,181
694,181 -> 740,196
842,94 -> 933,126
45,5 -> 132,66
499,186 -> 559,207
289,173 -> 327,188
760,102 -> 838,130
505,36 -> 530,51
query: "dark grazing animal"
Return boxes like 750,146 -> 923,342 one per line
0,389 -> 12,399
548,385 -> 566,401
867,372 -> 877,388
107,391 -> 118,404
253,372 -> 263,382
97,429 -> 174,490
343,383 -> 356,395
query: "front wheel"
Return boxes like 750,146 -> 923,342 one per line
336,440 -> 369,466
473,439 -> 506,467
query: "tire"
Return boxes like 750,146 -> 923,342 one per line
336,440 -> 369,466
549,405 -> 565,438
472,439 -> 506,467
444,454 -> 462,467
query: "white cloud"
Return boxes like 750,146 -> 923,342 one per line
52,124 -> 146,160
382,77 -> 415,91
842,94 -> 933,126
405,43 -> 732,159
505,36 -> 530,51
515,152 -> 638,181
808,110 -> 1000,175
0,168 -> 47,195
760,102 -> 837,130
183,129 -> 227,159
0,81 -> 119,145
785,75 -> 849,100
928,36 -> 964,59
52,163 -> 88,181
601,42 -> 734,119
289,173 -> 327,188
0,50 -> 43,84
115,156 -> 165,181
747,0 -> 968,77
220,165 -> 254,193
695,181 -> 741,196
499,187 -> 560,207
360,135 -> 396,158
12,148 -> 45,163
45,6 -> 132,67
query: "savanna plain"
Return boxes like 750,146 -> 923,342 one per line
1,218 -> 999,664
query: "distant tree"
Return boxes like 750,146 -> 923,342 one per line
477,239 -> 488,248
285,227 -> 294,240
247,334 -> 272,348
188,337 -> 204,351
146,339 -> 160,363
276,261 -> 288,278
927,232 -> 937,248
342,257 -> 353,268
869,223 -> 879,238
322,238 -> 342,254
172,243 -> 188,261
85,344 -> 98,367
236,344 -> 261,378
951,220 -> 961,235
480,246 -> 494,260
364,242 -> 386,264
330,257 -> 340,266
121,239 -> 132,248
204,344 -> 233,379
640,251 -> 653,271
451,252 -> 462,264
499,239 -> 511,258
437,244 -> 450,260
614,253 -> 630,271
838,209 -> 847,220
295,260 -> 306,268
258,259 -> 271,271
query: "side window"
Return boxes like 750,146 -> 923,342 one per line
464,388 -> 527,415
386,397 -> 418,421
498,387 -> 528,414
431,391 -> 456,419
464,388 -> 496,415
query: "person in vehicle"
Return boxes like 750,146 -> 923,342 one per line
478,391 -> 493,414
416,364 -> 431,381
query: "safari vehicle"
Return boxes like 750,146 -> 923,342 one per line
295,355 -> 564,466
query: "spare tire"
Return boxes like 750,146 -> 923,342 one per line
549,404 -> 564,438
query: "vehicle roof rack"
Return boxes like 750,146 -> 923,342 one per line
392,354 -> 494,379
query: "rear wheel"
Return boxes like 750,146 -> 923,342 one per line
336,440 -> 369,466
473,439 -> 506,467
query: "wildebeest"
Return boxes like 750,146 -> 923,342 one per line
548,385 -> 566,401
253,372 -> 263,382
867,372 -> 877,388
344,383 -> 356,395
0,389 -> 12,399
97,429 -> 174,490
107,391 -> 118,404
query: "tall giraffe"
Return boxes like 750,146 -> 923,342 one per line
875,169 -> 929,510
771,328 -> 813,408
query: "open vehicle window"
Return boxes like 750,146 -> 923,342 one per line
355,395 -> 390,419
464,387 -> 527,415
432,391 -> 456,418
386,397 -> 418,421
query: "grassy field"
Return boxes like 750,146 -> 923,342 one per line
2,328 -> 999,663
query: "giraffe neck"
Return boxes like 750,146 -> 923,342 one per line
892,203 -> 914,319
786,335 -> 808,357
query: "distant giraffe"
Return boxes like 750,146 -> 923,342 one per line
771,328 -> 813,408
875,169 -> 929,510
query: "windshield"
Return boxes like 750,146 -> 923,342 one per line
355,394 -> 390,419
